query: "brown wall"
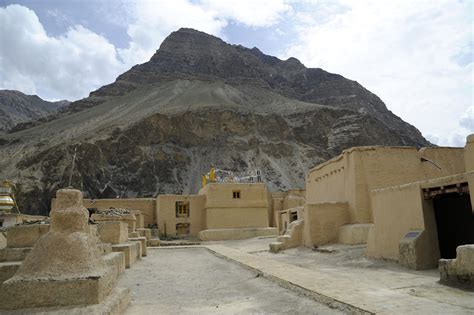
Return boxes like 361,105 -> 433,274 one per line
270,190 -> 305,232
282,189 -> 305,210
465,134 -> 474,172
203,183 -> 269,229
368,183 -> 426,260
156,195 -> 206,237
302,202 -> 350,247
276,206 -> 304,235
203,183 -> 269,208
306,146 -> 465,224
0,214 -> 20,228
83,198 -> 156,227
270,192 -> 285,229
368,172 -> 474,262
205,207 -> 268,229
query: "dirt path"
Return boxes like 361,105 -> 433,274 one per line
118,247 -> 342,314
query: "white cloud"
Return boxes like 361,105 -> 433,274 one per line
0,1 -> 470,148
0,5 -> 126,100
0,1 -> 291,100
283,0 -> 472,147
460,106 -> 474,131
118,0 -> 290,67
202,0 -> 292,27
426,132 -> 468,148
426,106 -> 474,147
117,0 -> 227,67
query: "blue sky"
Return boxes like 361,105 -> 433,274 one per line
0,0 -> 472,146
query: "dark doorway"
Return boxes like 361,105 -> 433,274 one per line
433,193 -> 474,259
290,211 -> 298,222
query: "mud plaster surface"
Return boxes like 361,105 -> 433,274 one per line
118,247 -> 341,314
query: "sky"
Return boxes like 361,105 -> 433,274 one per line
0,0 -> 472,146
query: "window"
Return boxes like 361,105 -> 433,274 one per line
233,191 -> 241,199
175,201 -> 189,217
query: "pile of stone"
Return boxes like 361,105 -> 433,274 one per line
16,218 -> 50,225
96,207 -> 133,216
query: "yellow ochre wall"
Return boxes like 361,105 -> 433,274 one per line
156,194 -> 205,237
269,192 -> 286,229
282,189 -> 306,210
202,183 -> 269,229
368,183 -> 426,260
465,134 -> 474,172
83,198 -> 156,227
306,146 -> 465,224
368,171 -> 474,262
270,189 -> 305,232
303,202 -> 350,247
367,136 -> 474,262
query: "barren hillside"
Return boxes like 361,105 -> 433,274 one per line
0,28 -> 430,214
0,90 -> 69,133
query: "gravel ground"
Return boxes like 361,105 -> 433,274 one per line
118,247 -> 342,314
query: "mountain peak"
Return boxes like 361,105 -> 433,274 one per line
1,28 -> 430,214
175,27 -> 211,35
156,28 -> 224,55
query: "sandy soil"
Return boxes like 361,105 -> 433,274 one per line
212,238 -> 474,312
118,247 -> 342,314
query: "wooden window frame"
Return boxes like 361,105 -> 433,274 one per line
175,201 -> 190,217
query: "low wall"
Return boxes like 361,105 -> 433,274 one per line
156,195 -> 205,237
367,183 -> 426,260
368,172 -> 474,262
198,227 -> 277,241
0,233 -> 6,249
439,245 -> 474,288
465,134 -> 474,172
303,202 -> 349,247
338,224 -> 373,245
83,198 -> 156,227
6,224 -> 50,248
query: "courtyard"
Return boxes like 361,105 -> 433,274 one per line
119,247 -> 341,314
119,237 -> 474,314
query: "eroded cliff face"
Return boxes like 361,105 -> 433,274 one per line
0,28 -> 430,215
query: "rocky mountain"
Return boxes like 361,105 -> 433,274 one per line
0,90 -> 69,133
0,28 -> 430,215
